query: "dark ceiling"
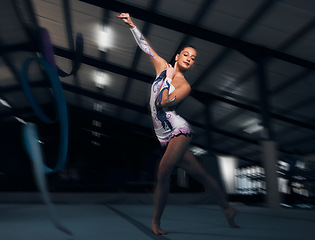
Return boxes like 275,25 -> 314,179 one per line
1,0 -> 315,169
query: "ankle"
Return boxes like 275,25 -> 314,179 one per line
152,220 -> 160,225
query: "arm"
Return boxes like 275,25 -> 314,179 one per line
156,80 -> 191,109
155,63 -> 191,108
117,13 -> 166,75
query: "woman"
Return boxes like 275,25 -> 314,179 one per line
118,13 -> 239,235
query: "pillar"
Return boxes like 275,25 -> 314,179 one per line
257,60 -> 280,207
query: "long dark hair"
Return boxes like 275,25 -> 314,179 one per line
168,44 -> 196,66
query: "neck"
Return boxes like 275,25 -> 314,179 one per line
175,66 -> 186,76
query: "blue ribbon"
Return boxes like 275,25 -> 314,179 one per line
22,123 -> 72,235
20,57 -> 68,173
40,27 -> 83,77
18,27 -> 77,235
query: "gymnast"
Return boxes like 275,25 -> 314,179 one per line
117,13 -> 240,235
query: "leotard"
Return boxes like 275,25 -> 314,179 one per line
150,70 -> 192,147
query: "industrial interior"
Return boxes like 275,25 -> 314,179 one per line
0,1 -> 315,239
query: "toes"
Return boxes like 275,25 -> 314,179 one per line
152,224 -> 167,235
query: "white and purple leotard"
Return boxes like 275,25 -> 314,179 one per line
150,70 -> 192,147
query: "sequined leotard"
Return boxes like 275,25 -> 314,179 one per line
150,70 -> 192,147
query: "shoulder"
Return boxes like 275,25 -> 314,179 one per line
173,76 -> 191,93
175,75 -> 190,87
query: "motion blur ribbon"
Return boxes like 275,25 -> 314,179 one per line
40,27 -> 84,77
19,25 -> 83,237
23,123 -> 72,236
20,57 -> 68,174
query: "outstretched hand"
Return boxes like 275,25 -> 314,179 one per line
117,13 -> 135,28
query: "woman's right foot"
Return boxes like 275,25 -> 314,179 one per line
151,222 -> 167,235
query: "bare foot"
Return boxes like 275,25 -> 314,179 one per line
224,206 -> 240,228
151,222 -> 167,235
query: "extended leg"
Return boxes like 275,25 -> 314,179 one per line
177,150 -> 240,228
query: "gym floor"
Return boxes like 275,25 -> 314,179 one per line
1,194 -> 314,240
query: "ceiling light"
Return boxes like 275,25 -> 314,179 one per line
15,117 -> 26,124
97,25 -> 114,52
0,98 -> 11,108
242,118 -> 259,128
91,140 -> 101,147
93,102 -> 103,112
92,120 -> 102,127
189,146 -> 207,156
242,118 -> 263,134
243,124 -> 263,134
94,70 -> 111,89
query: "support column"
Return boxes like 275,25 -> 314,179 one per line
204,100 -> 225,192
261,140 -> 280,207
256,60 -> 280,207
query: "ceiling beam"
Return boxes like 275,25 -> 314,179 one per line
191,89 -> 315,132
62,82 -> 148,114
69,105 -> 154,138
54,46 -> 153,83
46,45 -> 315,133
80,0 -> 315,70
62,82 -> 315,155
60,82 -> 260,146
0,42 -> 35,55
3,42 -> 315,134
168,0 -> 216,64
192,0 -> 275,88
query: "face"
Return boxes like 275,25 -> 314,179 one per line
176,47 -> 197,71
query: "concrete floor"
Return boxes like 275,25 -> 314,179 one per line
1,201 -> 314,240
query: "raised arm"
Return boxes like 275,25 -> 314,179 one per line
117,13 -> 167,75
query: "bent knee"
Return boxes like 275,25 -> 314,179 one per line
157,166 -> 173,182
